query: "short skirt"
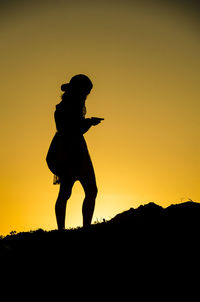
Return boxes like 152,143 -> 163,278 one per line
46,132 -> 94,184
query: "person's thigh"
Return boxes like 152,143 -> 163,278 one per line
78,159 -> 97,195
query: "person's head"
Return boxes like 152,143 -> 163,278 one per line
61,74 -> 93,101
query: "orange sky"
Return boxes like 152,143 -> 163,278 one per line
0,0 -> 200,235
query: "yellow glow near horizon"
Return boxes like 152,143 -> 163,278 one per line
0,0 -> 200,235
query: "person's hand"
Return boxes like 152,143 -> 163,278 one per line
90,117 -> 104,126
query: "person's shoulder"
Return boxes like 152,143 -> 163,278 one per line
55,101 -> 67,112
55,100 -> 63,109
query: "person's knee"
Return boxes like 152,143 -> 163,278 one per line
92,185 -> 98,199
58,184 -> 72,202
85,185 -> 98,199
65,190 -> 72,201
92,185 -> 98,198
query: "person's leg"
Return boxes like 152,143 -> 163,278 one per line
55,178 -> 75,230
79,171 -> 98,227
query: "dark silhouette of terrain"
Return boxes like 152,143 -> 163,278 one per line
1,201 -> 200,261
1,201 -> 200,294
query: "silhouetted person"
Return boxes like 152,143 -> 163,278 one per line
46,74 -> 104,229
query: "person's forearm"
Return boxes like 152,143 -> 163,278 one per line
81,118 -> 92,134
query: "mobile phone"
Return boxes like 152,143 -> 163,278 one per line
91,117 -> 104,120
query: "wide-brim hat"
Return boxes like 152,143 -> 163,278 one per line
61,74 -> 93,94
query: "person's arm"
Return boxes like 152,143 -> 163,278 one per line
55,106 -> 103,135
81,118 -> 93,134
81,117 -> 104,134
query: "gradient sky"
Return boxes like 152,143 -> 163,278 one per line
0,0 -> 200,235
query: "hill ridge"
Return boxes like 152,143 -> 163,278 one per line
1,201 -> 200,259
